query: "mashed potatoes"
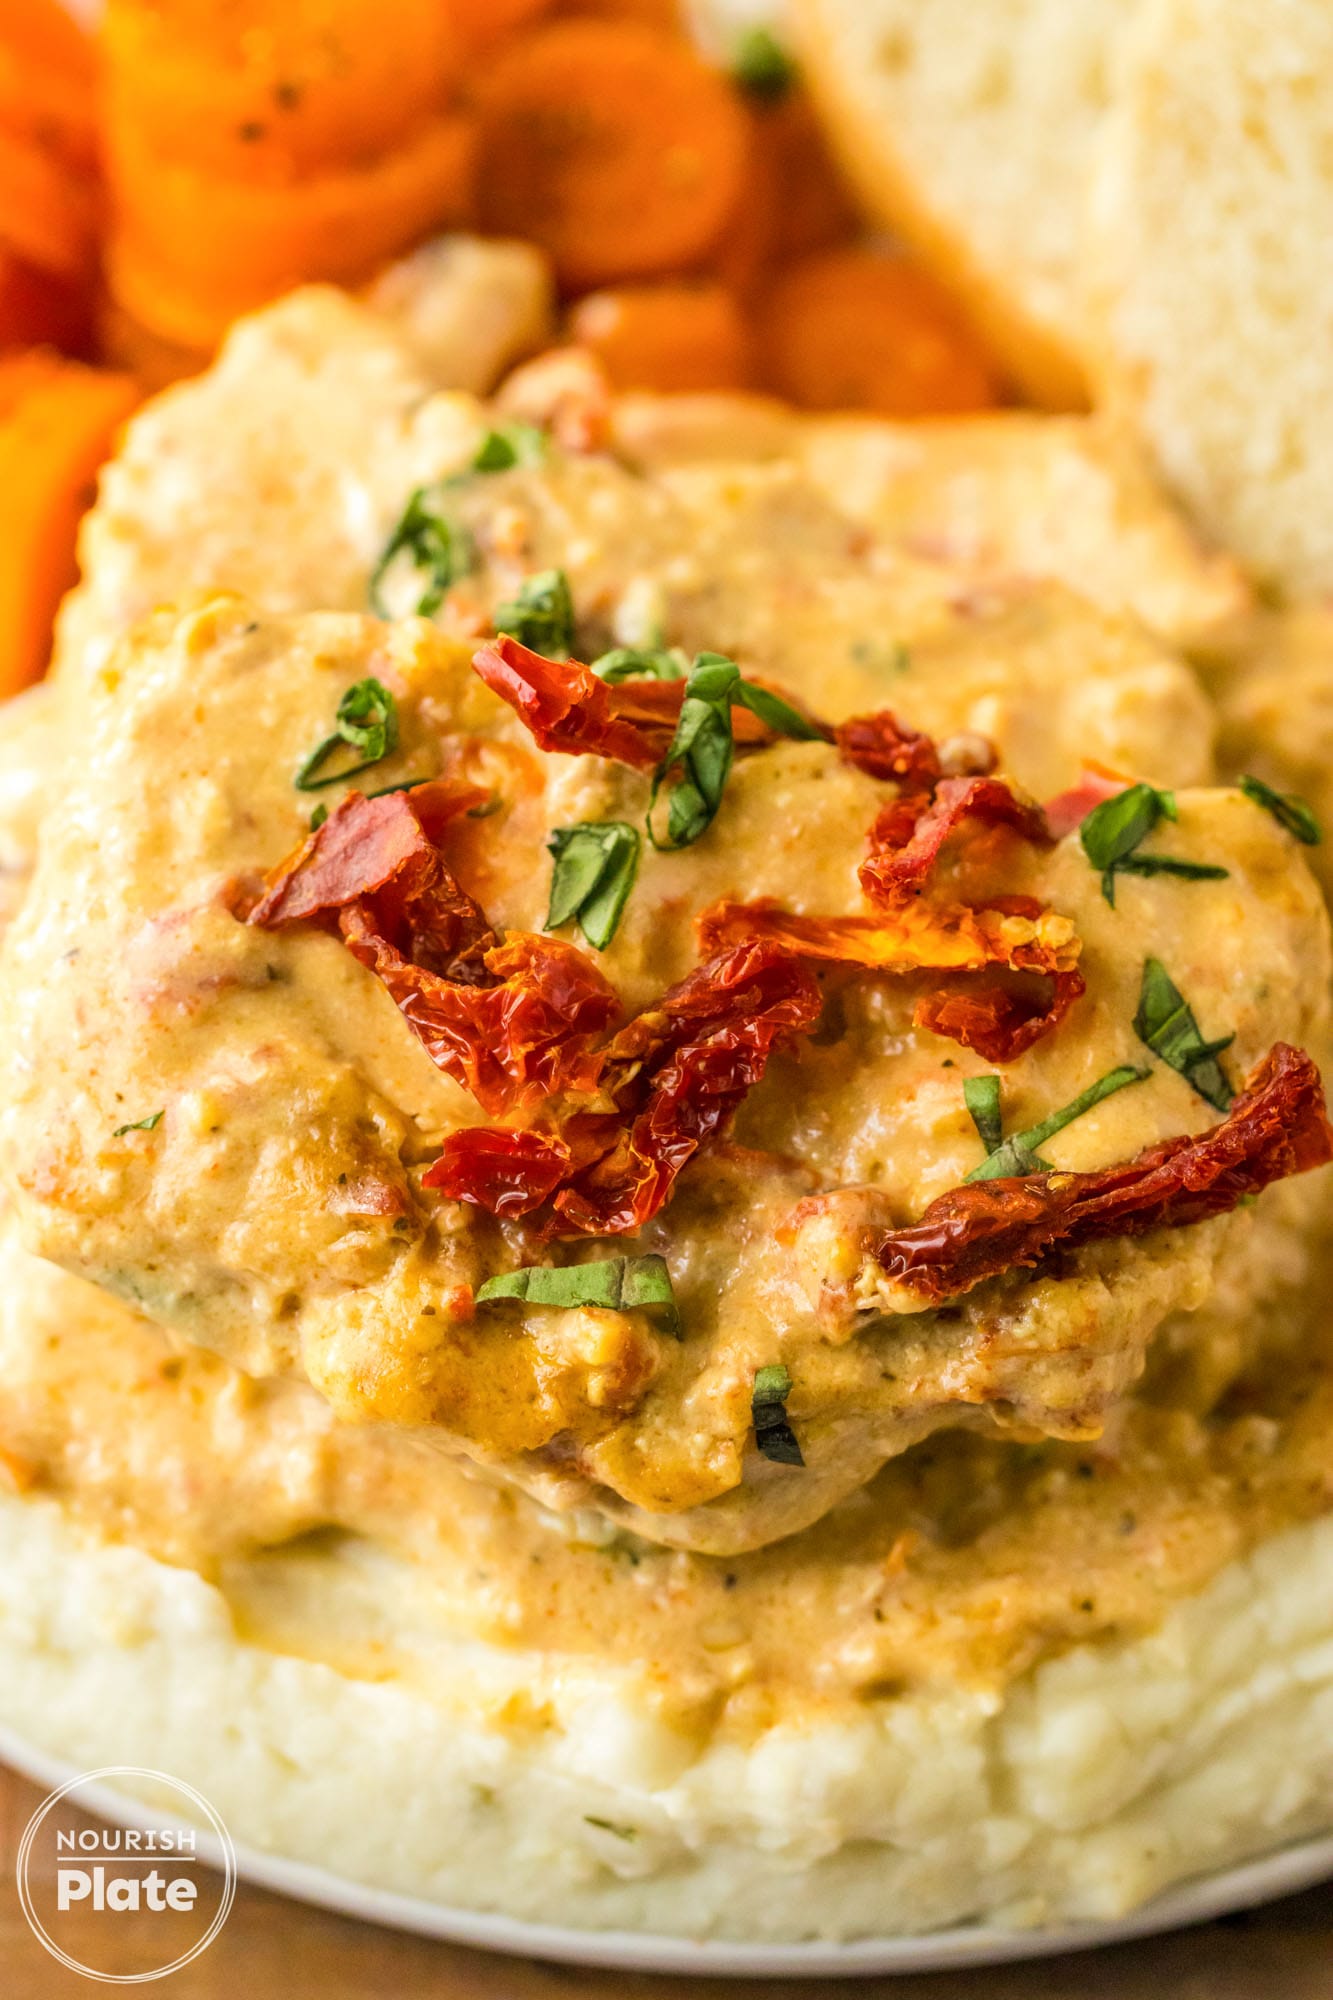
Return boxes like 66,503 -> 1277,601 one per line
4,1486 -> 1333,1940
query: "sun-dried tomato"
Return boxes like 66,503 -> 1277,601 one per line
341,917 -> 617,1114
431,942 -> 822,1234
423,1126 -> 571,1216
472,636 -> 667,770
860,775 -> 1053,911
696,896 -> 1065,973
834,710 -> 942,789
472,637 -> 827,771
552,940 -> 821,1234
248,786 -> 619,1115
913,965 -> 1087,1063
696,886 -> 1081,1063
875,1043 -> 1333,1303
245,779 -> 488,936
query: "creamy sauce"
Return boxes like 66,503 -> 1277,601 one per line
3,588 -> 1327,1553
0,284 -> 1329,1773
3,285 -> 1324,1558
1,1187 -> 1329,1725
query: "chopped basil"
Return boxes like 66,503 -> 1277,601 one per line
1133,957 -> 1233,1111
1110,855 -> 1230,886
965,1065 -> 1150,1182
591,645 -> 689,684
732,24 -> 797,101
494,567 -> 576,657
470,422 -> 546,474
1079,781 -> 1225,904
751,1363 -> 804,1466
546,821 -> 641,949
476,1254 -> 680,1336
1240,774 -> 1321,846
309,802 -> 328,831
295,677 -> 400,791
369,486 -> 473,619
964,1075 -> 1003,1154
584,1817 -> 637,1842
113,1110 -> 163,1138
648,652 -> 824,851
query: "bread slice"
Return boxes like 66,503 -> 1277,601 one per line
1088,0 -> 1333,598
792,0 -> 1129,408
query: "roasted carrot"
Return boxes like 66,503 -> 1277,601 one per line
569,281 -> 752,392
557,0 -> 681,29
474,22 -> 749,290
97,294 -> 208,392
0,0 -> 95,85
0,16 -> 98,179
450,0 -> 559,56
0,125 -> 98,278
107,112 -> 477,345
756,248 -> 1002,417
101,0 -> 460,182
0,247 -> 93,357
755,91 -> 860,265
0,357 -> 139,695
711,94 -> 859,296
0,349 -> 65,418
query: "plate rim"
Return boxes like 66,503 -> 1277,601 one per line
3,1722 -> 1331,1978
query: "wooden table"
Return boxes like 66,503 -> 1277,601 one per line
2,1761 -> 1329,1997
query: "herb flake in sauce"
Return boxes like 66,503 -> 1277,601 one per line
470,422 -> 546,474
1133,956 -> 1234,1111
1080,782 -> 1227,905
113,1110 -> 163,1137
648,653 -> 824,851
965,1065 -> 1151,1182
963,1075 -> 1003,1154
752,1363 -> 804,1466
476,1254 -> 680,1336
1240,774 -> 1321,846
494,568 -> 576,657
369,487 -> 473,619
547,821 -> 641,949
295,677 -> 400,792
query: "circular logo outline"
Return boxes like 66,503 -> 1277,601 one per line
16,1765 -> 237,1985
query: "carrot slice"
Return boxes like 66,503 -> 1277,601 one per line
0,349 -> 65,419
757,91 -> 860,265
0,126 -> 98,278
0,0 -> 95,81
0,53 -> 98,179
0,358 -> 139,695
569,281 -> 752,391
0,246 -> 93,356
107,112 -> 476,342
101,0 -> 460,182
474,21 -> 749,290
450,0 -> 559,56
557,0 -> 682,28
97,293 -> 208,392
756,248 -> 1003,417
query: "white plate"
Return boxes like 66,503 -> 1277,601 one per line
3,1724 -> 1331,1979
